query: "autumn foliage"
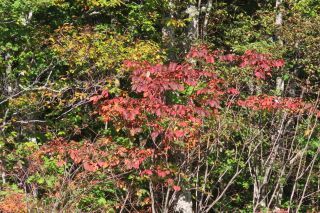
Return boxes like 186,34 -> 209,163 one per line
0,193 -> 26,213
2,0 -> 320,212
24,46 -> 320,211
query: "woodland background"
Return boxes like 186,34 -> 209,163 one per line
1,0 -> 320,212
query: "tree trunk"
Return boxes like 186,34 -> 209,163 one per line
202,0 -> 213,39
186,4 -> 200,42
275,0 -> 283,27
4,53 -> 13,96
275,0 -> 284,94
162,0 -> 176,59
174,190 -> 193,213
22,11 -> 33,26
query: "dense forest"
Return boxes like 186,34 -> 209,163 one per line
1,0 -> 320,212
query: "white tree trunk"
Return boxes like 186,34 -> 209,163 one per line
275,0 -> 284,94
162,0 -> 176,59
21,11 -> 33,26
202,0 -> 213,38
276,77 -> 284,93
186,5 -> 200,42
275,0 -> 283,26
174,191 -> 193,213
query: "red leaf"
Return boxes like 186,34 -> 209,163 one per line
57,160 -> 65,167
130,128 -> 142,136
274,59 -> 285,67
132,160 -> 142,169
208,99 -> 219,108
220,54 -> 236,62
174,130 -> 185,138
124,158 -> 142,169
101,90 -> 109,98
155,108 -> 162,116
254,71 -> 265,79
206,55 -> 215,63
83,162 -> 98,172
151,131 -> 160,142
141,169 -> 153,176
173,185 -> 181,191
97,161 -> 108,168
90,95 -> 100,104
179,121 -> 188,127
156,169 -> 169,178
227,88 -> 240,95
166,178 -> 174,185
69,150 -> 81,164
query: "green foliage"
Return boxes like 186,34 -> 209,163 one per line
293,0 -> 320,17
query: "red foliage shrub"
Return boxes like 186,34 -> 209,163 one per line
0,193 -> 27,213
